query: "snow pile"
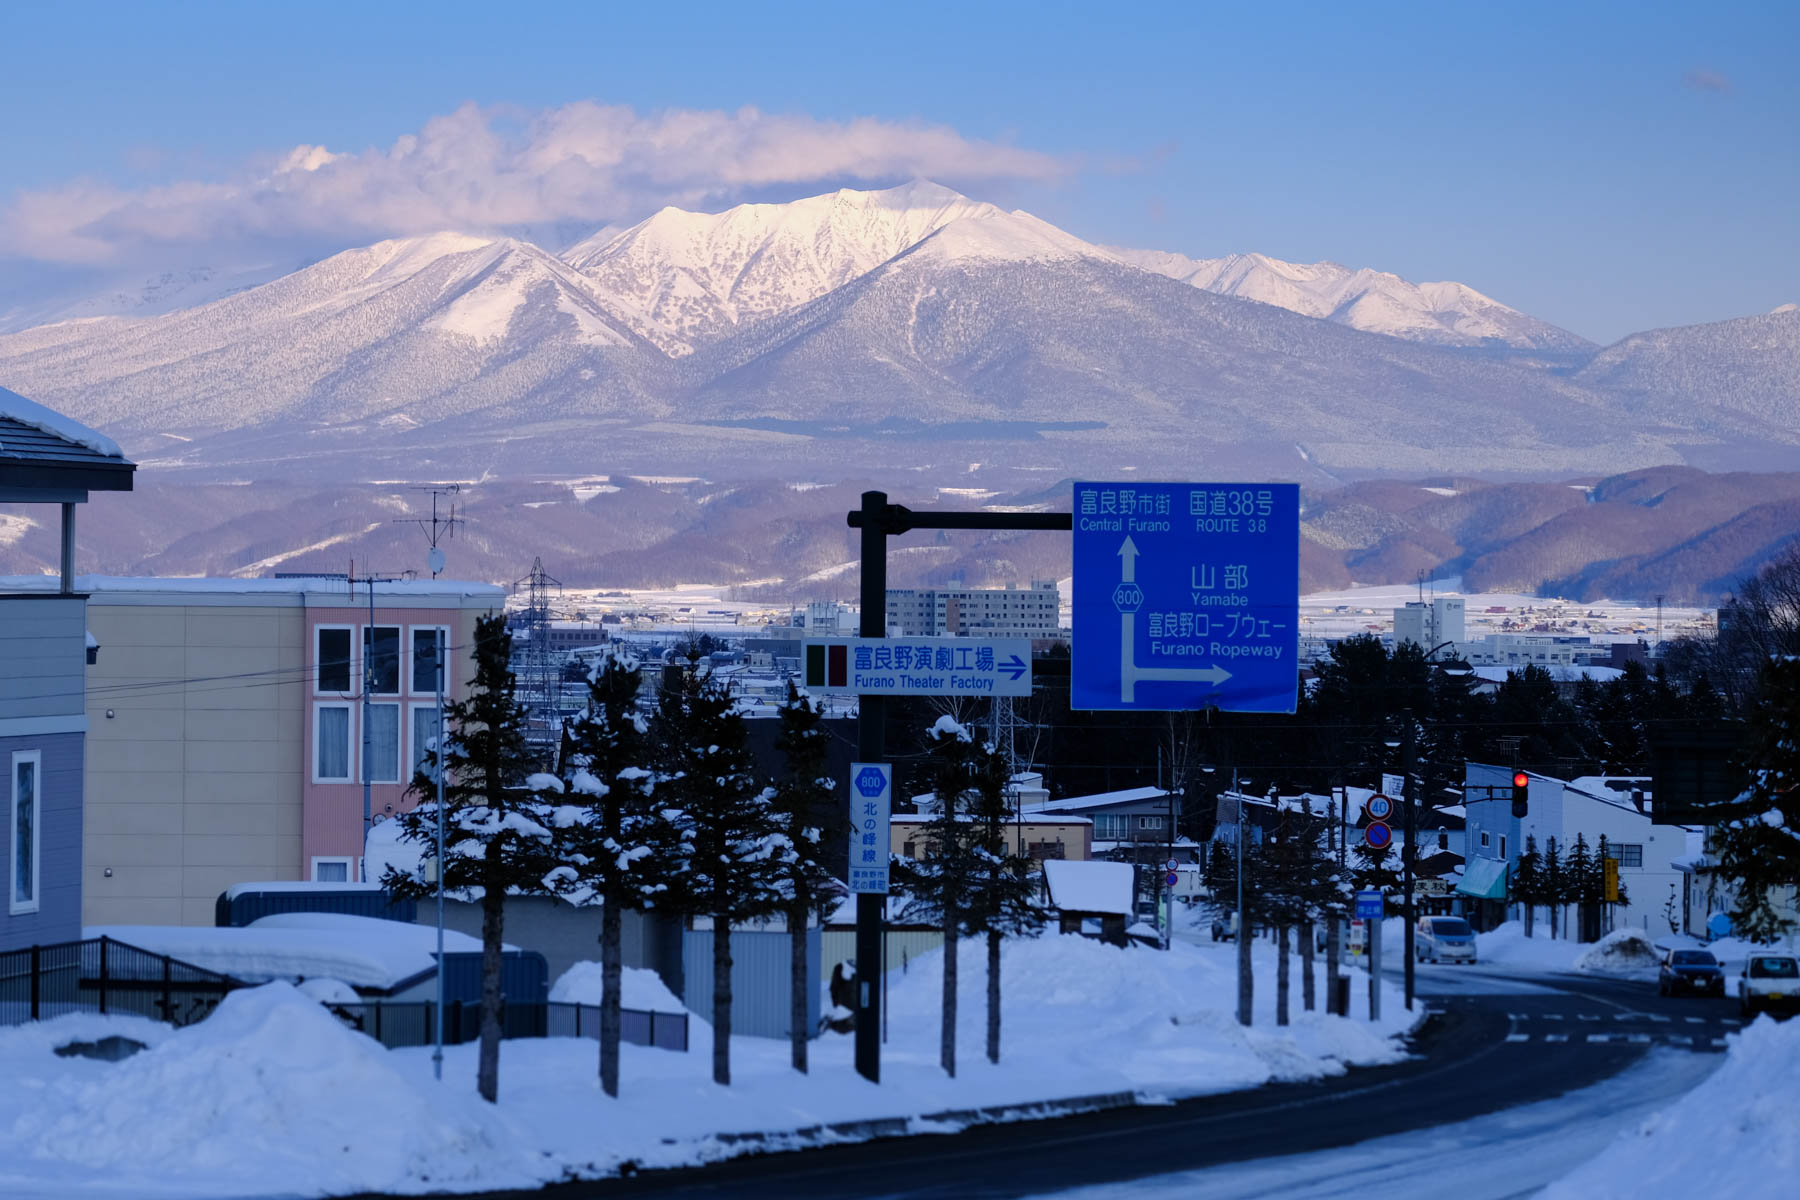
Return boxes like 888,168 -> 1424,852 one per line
1476,921 -> 1589,971
0,985 -> 554,1199
0,384 -> 125,458
549,963 -> 686,1013
1572,928 -> 1662,975
1541,1015 -> 1800,1200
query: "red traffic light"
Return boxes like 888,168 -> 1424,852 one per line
1513,771 -> 1529,788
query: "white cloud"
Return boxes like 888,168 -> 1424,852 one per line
0,101 -> 1066,266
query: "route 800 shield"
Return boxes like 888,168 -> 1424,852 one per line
1071,481 -> 1300,713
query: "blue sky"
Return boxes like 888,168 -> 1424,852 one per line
2,0 -> 1794,342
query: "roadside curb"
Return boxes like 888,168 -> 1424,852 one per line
711,1089 -> 1145,1147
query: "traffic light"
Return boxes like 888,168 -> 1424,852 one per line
1511,770 -> 1530,818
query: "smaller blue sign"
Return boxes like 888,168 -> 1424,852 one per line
854,767 -> 888,799
1165,871 -> 1180,888
1356,891 -> 1385,920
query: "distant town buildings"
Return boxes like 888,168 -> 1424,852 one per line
1392,596 -> 1465,655
885,581 -> 1061,638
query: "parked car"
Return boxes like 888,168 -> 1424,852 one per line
1737,953 -> 1800,1018
1414,916 -> 1477,964
1659,948 -> 1725,997
1211,912 -> 1263,942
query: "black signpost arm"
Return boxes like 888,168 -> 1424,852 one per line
848,493 -> 1071,1085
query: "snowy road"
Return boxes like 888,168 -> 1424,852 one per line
484,961 -> 1730,1198
1036,1048 -> 1719,1200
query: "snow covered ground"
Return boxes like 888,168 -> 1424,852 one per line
0,933 -> 1415,1199
1539,1014 -> 1800,1200
1476,921 -> 1663,978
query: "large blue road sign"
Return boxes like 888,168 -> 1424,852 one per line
1072,482 -> 1299,712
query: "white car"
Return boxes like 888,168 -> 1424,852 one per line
1737,953 -> 1800,1018
1415,916 -> 1478,964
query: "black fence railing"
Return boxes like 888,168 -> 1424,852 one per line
0,937 -> 240,1028
324,1000 -> 689,1053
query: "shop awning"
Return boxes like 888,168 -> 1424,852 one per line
1456,856 -> 1508,900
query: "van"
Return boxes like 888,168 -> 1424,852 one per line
1415,915 -> 1477,963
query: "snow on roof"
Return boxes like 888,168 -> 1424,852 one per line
1027,785 -> 1170,813
0,574 -> 504,600
891,810 -> 1090,825
88,914 -> 497,990
1471,664 -> 1624,684
1042,860 -> 1135,915
0,384 -> 124,458
223,881 -> 385,900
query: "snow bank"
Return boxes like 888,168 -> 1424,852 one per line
549,963 -> 685,1012
1572,928 -> 1662,975
0,985 -> 555,1199
1542,1015 -> 1800,1200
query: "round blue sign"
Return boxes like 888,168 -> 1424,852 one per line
1365,794 -> 1392,821
1364,821 -> 1392,850
1166,871 -> 1180,887
1707,912 -> 1733,939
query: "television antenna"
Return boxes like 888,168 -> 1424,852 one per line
394,485 -> 465,577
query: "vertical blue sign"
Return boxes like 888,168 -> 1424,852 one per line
1072,482 -> 1299,713
848,763 -> 892,894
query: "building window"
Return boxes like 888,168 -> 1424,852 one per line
1479,831 -> 1491,849
315,704 -> 352,782
1500,835 -> 1508,859
411,627 -> 448,694
1437,832 -> 1449,850
11,751 -> 41,915
1094,814 -> 1129,841
1611,844 -> 1644,869
1028,841 -> 1067,861
411,703 -> 443,784
364,626 -> 400,694
311,857 -> 352,883
316,627 -> 352,693
1137,815 -> 1163,830
902,841 -> 916,859
367,703 -> 400,783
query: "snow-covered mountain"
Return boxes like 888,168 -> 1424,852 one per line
0,261 -> 302,334
1575,306 -> 1800,432
1110,249 -> 1592,352
563,180 -> 1012,354
0,232 -> 666,450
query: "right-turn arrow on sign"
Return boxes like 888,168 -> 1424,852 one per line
1072,482 -> 1299,714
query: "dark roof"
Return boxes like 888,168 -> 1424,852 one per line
0,415 -> 135,494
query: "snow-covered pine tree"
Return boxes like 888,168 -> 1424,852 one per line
1513,835 -> 1544,936
1542,837 -> 1564,939
652,657 -> 790,1087
770,681 -> 842,1074
1710,655 -> 1800,940
553,647 -> 685,1098
381,613 -> 557,1104
892,715 -> 986,1078
1565,833 -> 1595,942
967,726 -> 1044,1065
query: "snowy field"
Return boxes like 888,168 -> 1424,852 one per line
0,933 -> 1416,1199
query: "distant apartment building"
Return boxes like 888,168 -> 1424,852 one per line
47,576 -> 502,926
885,581 -> 1061,638
1392,596 -> 1465,655
802,601 -> 858,634
1469,633 -> 1584,667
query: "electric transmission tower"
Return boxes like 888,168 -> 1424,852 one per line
513,556 -> 563,765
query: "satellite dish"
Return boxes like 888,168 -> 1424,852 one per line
427,546 -> 446,576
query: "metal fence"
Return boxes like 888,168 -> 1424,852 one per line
0,937 -> 238,1028
324,1000 -> 688,1053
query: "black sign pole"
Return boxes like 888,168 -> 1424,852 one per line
847,493 -> 1071,1084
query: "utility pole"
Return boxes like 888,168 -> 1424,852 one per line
350,562 -> 410,880
1235,767 -> 1250,1027
1402,713 -> 1418,1011
422,628 -> 448,1081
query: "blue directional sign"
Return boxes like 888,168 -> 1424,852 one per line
1356,891 -> 1385,920
1072,482 -> 1299,712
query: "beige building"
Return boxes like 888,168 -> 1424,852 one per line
59,576 -> 502,926
890,812 -> 1092,864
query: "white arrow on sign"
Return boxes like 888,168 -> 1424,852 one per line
1116,534 -> 1231,703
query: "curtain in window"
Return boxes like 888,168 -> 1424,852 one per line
315,860 -> 349,883
412,705 -> 443,783
318,707 -> 350,779
369,704 -> 400,782
13,760 -> 34,906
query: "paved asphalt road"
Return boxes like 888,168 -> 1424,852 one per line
364,962 -> 1735,1200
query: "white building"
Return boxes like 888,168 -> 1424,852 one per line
1393,596 -> 1465,656
1468,633 -> 1584,666
885,581 -> 1061,638
802,601 -> 858,634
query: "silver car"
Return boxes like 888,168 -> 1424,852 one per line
1416,916 -> 1478,963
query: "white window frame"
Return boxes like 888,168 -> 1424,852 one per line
310,856 -> 354,883
313,701 -> 355,783
407,624 -> 451,697
314,624 -> 356,696
365,701 -> 402,784
10,750 -> 42,916
363,624 -> 402,697
1500,834 -> 1508,859
1479,831 -> 1491,849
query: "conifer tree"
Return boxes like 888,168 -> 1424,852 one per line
653,657 -> 790,1086
1542,838 -> 1564,939
553,648 -> 684,1098
1512,834 -> 1544,936
1710,655 -> 1800,940
967,729 -> 1043,1064
383,614 -> 556,1103
770,681 -> 842,1073
1565,833 -> 1596,941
